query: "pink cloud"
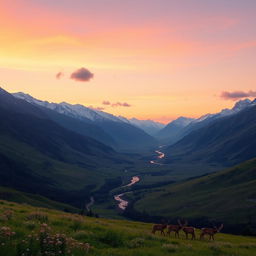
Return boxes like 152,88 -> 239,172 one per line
70,67 -> 94,82
111,102 -> 131,107
102,100 -> 111,105
56,71 -> 64,79
221,90 -> 256,100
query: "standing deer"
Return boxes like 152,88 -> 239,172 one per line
181,220 -> 196,240
167,219 -> 183,238
151,223 -> 167,235
200,224 -> 224,240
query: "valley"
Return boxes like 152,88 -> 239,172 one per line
0,87 -> 256,237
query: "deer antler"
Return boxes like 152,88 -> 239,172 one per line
218,224 -> 224,232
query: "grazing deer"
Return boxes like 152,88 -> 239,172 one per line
200,224 -> 224,240
152,223 -> 167,235
181,220 -> 196,240
167,219 -> 183,238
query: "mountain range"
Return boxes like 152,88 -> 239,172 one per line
0,87 -> 133,206
163,100 -> 256,167
157,98 -> 256,145
13,92 -> 158,152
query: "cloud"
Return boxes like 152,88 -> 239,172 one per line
102,100 -> 131,107
70,67 -> 94,82
102,100 -> 111,105
111,102 -> 131,107
88,105 -> 105,111
56,72 -> 64,79
221,90 -> 256,100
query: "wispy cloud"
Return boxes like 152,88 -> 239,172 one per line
102,100 -> 111,105
88,105 -> 104,111
56,71 -> 64,79
102,100 -> 131,107
221,90 -> 256,100
111,102 -> 131,107
70,67 -> 94,82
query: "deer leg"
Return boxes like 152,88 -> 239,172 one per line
177,231 -> 180,238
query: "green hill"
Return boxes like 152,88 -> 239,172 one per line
0,186 -> 78,212
0,87 -> 132,208
0,200 -> 255,256
134,158 -> 256,234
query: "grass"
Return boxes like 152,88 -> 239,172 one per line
0,199 -> 255,256
133,158 -> 256,232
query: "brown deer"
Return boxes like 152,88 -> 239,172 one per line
151,223 -> 167,235
200,224 -> 224,240
181,220 -> 196,240
167,219 -> 183,238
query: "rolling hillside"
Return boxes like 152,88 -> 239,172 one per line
0,200 -> 255,256
134,158 -> 256,234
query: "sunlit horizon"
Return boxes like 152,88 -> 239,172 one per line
1,0 -> 256,123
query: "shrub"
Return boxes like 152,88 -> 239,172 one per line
24,221 -> 37,230
27,212 -> 48,223
73,230 -> 92,240
99,230 -> 124,247
162,243 -> 178,253
127,237 -> 145,248
3,210 -> 13,220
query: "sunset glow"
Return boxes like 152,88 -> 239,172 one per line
1,0 -> 256,123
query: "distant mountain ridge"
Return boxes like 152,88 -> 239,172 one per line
129,118 -> 165,135
164,102 -> 256,166
157,98 -> 256,145
13,92 -> 157,152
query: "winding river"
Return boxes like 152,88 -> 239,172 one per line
114,148 -> 165,210
149,150 -> 165,165
114,176 -> 140,210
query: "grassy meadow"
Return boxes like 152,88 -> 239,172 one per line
0,200 -> 255,256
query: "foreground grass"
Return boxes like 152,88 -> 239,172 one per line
0,200 -> 255,256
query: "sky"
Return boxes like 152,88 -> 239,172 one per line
1,0 -> 256,123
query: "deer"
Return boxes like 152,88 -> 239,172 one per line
151,223 -> 167,235
200,224 -> 224,240
167,219 -> 183,238
180,220 -> 196,240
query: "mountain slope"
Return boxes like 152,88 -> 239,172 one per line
129,118 -> 165,135
156,117 -> 194,144
0,87 -> 130,206
164,104 -> 256,166
157,99 -> 255,146
13,92 -> 157,152
134,158 -> 256,234
34,105 -> 117,147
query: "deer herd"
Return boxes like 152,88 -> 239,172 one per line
152,220 -> 224,240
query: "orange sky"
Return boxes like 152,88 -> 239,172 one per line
1,0 -> 256,123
